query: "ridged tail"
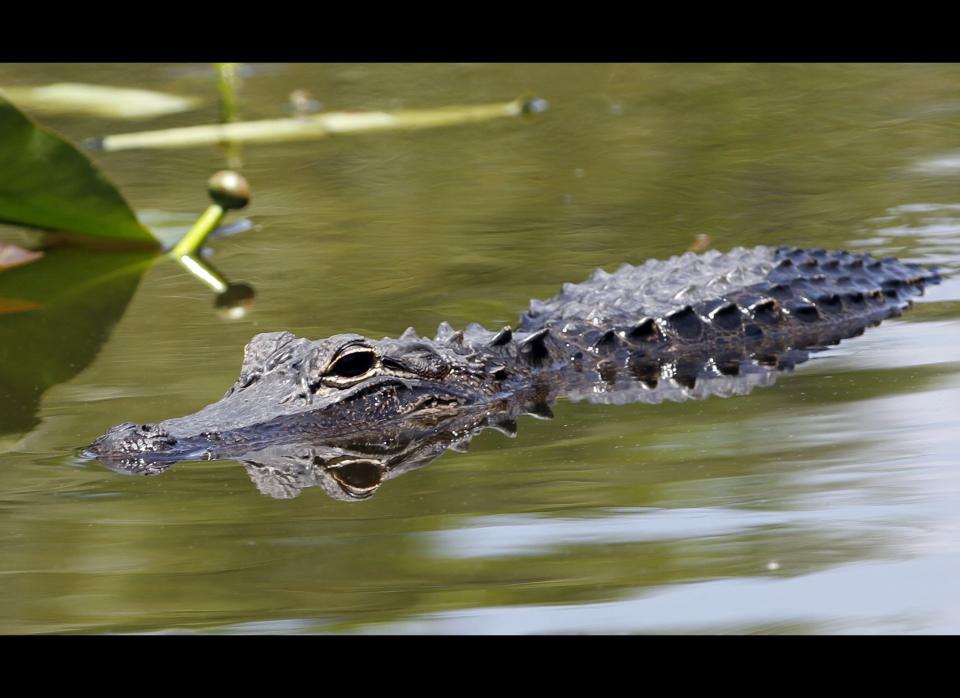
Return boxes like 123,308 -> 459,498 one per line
513,245 -> 941,380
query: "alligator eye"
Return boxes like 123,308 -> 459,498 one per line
324,347 -> 380,385
331,352 -> 374,377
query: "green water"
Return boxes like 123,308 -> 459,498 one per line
1,63 -> 959,634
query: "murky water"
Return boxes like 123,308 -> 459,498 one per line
1,63 -> 959,634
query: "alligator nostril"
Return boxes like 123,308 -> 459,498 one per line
140,424 -> 152,432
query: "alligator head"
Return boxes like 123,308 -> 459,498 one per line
87,328 -> 503,468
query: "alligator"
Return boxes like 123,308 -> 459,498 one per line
86,245 -> 941,498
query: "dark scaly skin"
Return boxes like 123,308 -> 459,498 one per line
86,245 -> 941,483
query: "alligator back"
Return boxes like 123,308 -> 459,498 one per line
501,245 -> 941,400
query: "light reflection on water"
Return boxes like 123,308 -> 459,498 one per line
360,554 -> 960,634
1,63 -> 960,634
429,503 -> 929,561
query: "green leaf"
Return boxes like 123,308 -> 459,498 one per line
0,94 -> 159,246
0,247 -> 154,437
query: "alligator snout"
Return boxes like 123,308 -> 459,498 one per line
87,421 -> 178,458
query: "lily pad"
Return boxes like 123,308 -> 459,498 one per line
0,95 -> 158,246
0,83 -> 199,119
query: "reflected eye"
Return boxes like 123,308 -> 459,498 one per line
328,459 -> 385,499
325,347 -> 379,383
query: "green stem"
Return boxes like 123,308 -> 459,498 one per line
215,63 -> 244,168
96,98 -> 531,151
215,63 -> 241,124
169,204 -> 225,257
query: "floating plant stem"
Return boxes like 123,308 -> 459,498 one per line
91,98 -> 543,152
0,83 -> 198,119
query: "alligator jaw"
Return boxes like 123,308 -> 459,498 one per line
86,371 -> 485,468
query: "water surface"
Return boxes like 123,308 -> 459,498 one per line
1,63 -> 959,634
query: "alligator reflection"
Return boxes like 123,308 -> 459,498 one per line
96,365 -> 781,501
